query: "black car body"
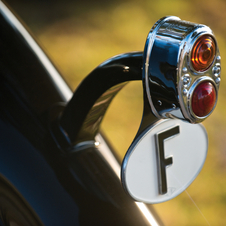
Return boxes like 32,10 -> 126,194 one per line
0,2 -> 164,225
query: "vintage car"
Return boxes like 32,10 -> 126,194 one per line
0,2 -> 167,225
0,1 -> 222,225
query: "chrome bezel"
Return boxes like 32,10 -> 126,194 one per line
177,27 -> 220,123
187,77 -> 218,123
144,16 -> 181,118
188,33 -> 217,74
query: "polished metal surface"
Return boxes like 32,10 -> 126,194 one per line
143,16 -> 221,123
95,134 -> 161,226
144,16 -> 180,118
0,1 -> 72,102
177,26 -> 220,123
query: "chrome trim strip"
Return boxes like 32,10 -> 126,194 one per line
96,134 -> 160,226
0,2 -> 72,102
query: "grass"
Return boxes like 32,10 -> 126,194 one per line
5,0 -> 226,225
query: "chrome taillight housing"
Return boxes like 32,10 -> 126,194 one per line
143,16 -> 221,123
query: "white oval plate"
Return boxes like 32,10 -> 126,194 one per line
121,119 -> 208,204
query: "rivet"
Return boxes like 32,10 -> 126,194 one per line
182,67 -> 188,73
216,77 -> 221,84
183,77 -> 190,85
183,74 -> 191,87
123,66 -> 129,73
213,65 -> 221,77
157,100 -> 162,106
95,141 -> 100,147
183,89 -> 188,95
216,56 -> 221,62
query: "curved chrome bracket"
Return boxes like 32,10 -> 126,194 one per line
52,52 -> 153,150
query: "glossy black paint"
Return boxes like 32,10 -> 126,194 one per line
148,39 -> 179,113
0,2 -> 164,226
58,52 -> 143,148
56,50 -> 161,150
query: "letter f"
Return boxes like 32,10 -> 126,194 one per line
155,126 -> 180,195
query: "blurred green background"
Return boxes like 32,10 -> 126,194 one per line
4,0 -> 226,225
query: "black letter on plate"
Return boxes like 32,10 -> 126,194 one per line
155,126 -> 180,195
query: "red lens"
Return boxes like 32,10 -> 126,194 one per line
191,82 -> 216,117
191,35 -> 216,71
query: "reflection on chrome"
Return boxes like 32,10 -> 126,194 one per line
0,1 -> 72,102
136,202 -> 159,226
96,134 -> 160,226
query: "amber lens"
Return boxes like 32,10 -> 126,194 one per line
191,35 -> 216,71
